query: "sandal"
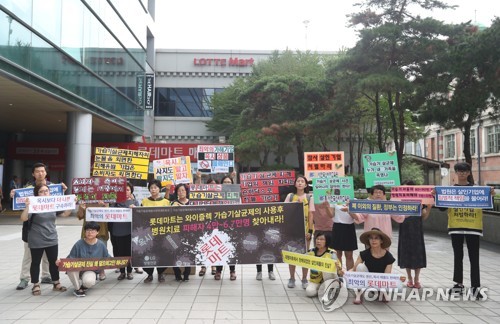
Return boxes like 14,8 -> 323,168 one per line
413,281 -> 422,289
406,280 -> 414,288
230,271 -> 237,281
127,273 -> 133,280
117,273 -> 126,280
52,281 -> 67,292
199,266 -> 207,277
32,283 -> 41,296
214,272 -> 221,280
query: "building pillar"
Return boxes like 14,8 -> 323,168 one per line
66,112 -> 92,192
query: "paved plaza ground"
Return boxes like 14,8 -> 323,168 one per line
0,212 -> 499,323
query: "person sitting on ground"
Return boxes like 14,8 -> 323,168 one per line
56,221 -> 111,297
350,227 -> 395,304
305,232 -> 343,297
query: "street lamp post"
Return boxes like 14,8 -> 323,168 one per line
477,119 -> 483,185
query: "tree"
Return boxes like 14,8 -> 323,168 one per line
339,0 -> 455,178
416,19 -> 500,183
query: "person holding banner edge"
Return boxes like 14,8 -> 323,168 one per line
141,179 -> 170,283
20,183 -> 72,295
286,175 -> 315,289
56,221 -> 111,297
109,182 -> 138,280
11,162 -> 66,290
170,183 -> 192,281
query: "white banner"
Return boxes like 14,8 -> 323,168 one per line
344,271 -> 404,290
86,207 -> 132,222
28,195 -> 76,213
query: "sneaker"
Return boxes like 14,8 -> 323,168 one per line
472,287 -> 485,300
127,273 -> 133,280
16,279 -> 29,290
256,272 -> 263,281
269,271 -> 276,281
287,278 -> 296,288
144,275 -> 153,283
73,289 -> 86,297
41,276 -> 53,284
301,279 -> 308,289
158,274 -> 165,283
448,283 -> 465,295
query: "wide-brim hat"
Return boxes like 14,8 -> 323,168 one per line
359,227 -> 391,249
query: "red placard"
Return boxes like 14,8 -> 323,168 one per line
239,171 -> 295,203
72,177 -> 127,203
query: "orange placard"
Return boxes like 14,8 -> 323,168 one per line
304,152 -> 344,179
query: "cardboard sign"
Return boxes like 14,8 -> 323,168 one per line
304,152 -> 344,179
58,257 -> 131,271
189,184 -> 241,205
28,195 -> 76,213
240,170 -> 295,203
348,200 -> 421,216
282,250 -> 337,273
434,186 -> 493,208
197,145 -> 234,174
72,177 -> 127,203
131,202 -> 305,267
448,208 -> 483,231
153,156 -> 193,186
92,147 -> 150,180
13,184 -> 63,210
390,185 -> 435,205
86,207 -> 132,222
344,271 -> 403,290
363,152 -> 400,187
313,176 -> 354,206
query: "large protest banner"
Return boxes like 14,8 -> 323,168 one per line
72,177 -> 127,203
131,202 -> 305,267
13,184 -> 63,210
92,147 -> 150,180
153,156 -> 192,186
239,171 -> 295,203
197,145 -> 234,174
390,185 -> 435,205
434,186 -> 493,208
348,200 -> 421,216
312,176 -> 354,206
28,195 -> 76,213
363,152 -> 400,187
304,151 -> 344,179
189,184 -> 241,205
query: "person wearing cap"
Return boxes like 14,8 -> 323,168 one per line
441,162 -> 495,300
56,221 -> 111,297
350,227 -> 395,304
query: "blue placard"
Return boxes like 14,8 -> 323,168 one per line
348,200 -> 421,216
434,186 -> 493,208
13,184 -> 64,210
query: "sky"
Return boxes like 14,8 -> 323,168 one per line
155,0 -> 499,52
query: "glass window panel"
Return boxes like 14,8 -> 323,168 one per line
0,0 -> 33,26
32,0 -> 62,46
155,88 -> 223,117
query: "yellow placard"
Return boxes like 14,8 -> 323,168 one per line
282,250 -> 337,273
95,147 -> 150,159
93,162 -> 149,173
92,169 -> 147,180
94,155 -> 150,166
448,208 -> 483,230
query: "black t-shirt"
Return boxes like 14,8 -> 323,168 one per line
360,249 -> 395,273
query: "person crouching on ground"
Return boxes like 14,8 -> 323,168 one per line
350,227 -> 395,304
56,221 -> 111,297
305,232 -> 343,297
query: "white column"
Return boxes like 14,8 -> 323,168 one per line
66,112 -> 92,193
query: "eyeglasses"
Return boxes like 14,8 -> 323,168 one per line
456,170 -> 469,174
85,229 -> 98,232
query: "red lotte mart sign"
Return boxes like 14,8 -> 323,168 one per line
193,57 -> 255,67
8,142 -> 200,162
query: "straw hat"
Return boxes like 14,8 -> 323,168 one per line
359,227 -> 392,249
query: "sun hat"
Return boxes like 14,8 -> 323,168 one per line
359,227 -> 391,249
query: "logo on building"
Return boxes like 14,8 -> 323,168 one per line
193,57 -> 255,67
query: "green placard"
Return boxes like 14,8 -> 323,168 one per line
312,176 -> 354,206
362,152 -> 400,188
